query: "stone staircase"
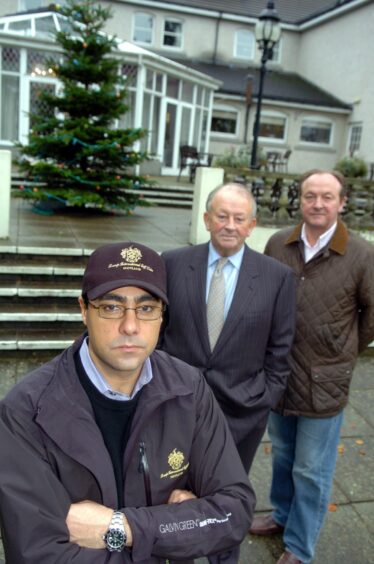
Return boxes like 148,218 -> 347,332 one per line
3,247 -> 373,353
0,248 -> 87,351
11,175 -> 195,208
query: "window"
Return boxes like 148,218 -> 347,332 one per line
133,12 -> 153,45
34,16 -> 56,38
300,118 -> 332,145
8,19 -> 31,35
163,19 -> 183,49
211,106 -> 239,136
259,113 -> 287,141
1,47 -> 20,142
348,123 -> 362,155
234,29 -> 254,60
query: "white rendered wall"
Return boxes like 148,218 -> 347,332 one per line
297,3 -> 374,161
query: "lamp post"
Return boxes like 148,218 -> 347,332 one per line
250,1 -> 281,169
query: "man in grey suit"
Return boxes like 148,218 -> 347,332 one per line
159,183 -> 296,475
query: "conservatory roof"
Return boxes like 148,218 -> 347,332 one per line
0,9 -> 221,88
0,9 -> 71,39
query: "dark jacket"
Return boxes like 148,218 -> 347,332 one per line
0,335 -> 255,564
265,220 -> 374,417
160,243 -> 295,449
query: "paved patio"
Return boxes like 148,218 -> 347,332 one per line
2,196 -> 192,253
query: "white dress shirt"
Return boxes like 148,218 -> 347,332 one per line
301,222 -> 337,263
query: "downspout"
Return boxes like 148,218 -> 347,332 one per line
244,75 -> 253,144
212,12 -> 223,64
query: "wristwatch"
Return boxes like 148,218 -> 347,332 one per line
103,510 -> 127,552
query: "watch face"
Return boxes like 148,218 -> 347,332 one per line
107,529 -> 126,551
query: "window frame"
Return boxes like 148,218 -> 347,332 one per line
299,116 -> 333,147
347,122 -> 362,156
132,12 -> 154,46
258,111 -> 288,143
210,104 -> 240,138
234,29 -> 255,60
162,18 -> 184,50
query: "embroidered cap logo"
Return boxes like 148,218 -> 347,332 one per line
120,246 -> 142,264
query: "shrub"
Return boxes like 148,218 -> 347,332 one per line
334,156 -> 368,178
214,145 -> 266,169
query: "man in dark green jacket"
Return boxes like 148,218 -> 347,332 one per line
0,241 -> 254,564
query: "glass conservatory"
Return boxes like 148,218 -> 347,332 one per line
0,9 -> 220,175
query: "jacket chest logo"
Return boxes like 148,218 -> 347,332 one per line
160,448 -> 189,479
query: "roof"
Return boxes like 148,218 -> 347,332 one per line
156,0 -> 359,24
177,60 -> 352,109
0,10 -> 220,89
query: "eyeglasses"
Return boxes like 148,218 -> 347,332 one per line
88,301 -> 164,321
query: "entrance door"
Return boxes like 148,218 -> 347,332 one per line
163,101 -> 178,170
159,98 -> 193,175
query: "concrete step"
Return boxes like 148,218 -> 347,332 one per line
0,248 -> 85,350
0,334 -> 78,351
0,246 -> 90,261
0,311 -> 81,321
12,177 -> 194,208
0,285 -> 81,298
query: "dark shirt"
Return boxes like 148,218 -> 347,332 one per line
75,352 -> 141,507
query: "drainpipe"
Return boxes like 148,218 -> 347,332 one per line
212,12 -> 223,64
244,74 -> 253,143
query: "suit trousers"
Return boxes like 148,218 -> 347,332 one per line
236,414 -> 268,473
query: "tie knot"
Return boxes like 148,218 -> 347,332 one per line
214,257 -> 228,276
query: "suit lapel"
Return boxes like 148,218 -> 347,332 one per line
213,245 -> 259,356
185,244 -> 211,355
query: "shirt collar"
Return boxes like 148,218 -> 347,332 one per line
301,221 -> 337,250
208,242 -> 244,270
79,337 -> 152,401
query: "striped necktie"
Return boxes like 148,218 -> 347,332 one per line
207,257 -> 228,350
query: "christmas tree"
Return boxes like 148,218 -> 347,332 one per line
15,0 -> 148,213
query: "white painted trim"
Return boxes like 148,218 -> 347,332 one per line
132,10 -> 155,47
299,115 -> 334,148
113,0 -> 255,22
299,0 -> 370,30
213,94 -> 351,115
262,99 -> 351,115
346,122 -> 363,155
257,110 -> 288,144
211,103 -> 240,138
234,29 -> 255,61
161,16 -> 184,51
115,0 -> 368,32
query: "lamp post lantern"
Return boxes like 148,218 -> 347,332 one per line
250,1 -> 281,169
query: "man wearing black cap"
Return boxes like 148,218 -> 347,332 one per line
0,242 -> 254,564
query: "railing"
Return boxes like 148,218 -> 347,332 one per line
223,168 -> 374,229
10,170 -> 374,227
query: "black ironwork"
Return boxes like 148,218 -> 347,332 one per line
250,2 -> 281,169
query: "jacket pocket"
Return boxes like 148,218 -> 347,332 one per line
311,362 -> 353,412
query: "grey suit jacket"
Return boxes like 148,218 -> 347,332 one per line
160,243 -> 296,447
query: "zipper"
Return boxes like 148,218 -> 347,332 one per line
139,440 -> 153,506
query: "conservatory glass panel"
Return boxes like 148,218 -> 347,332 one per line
1,75 -> 19,141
